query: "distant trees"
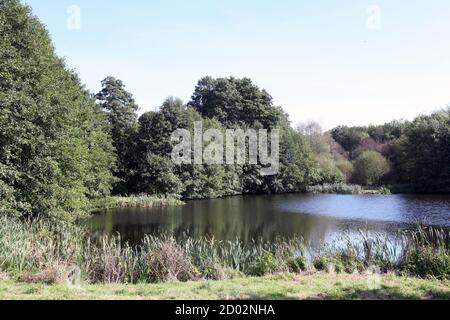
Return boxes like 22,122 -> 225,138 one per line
98,77 -> 336,199
323,109 -> 449,191
331,126 -> 369,155
297,121 -> 345,184
0,0 -> 116,221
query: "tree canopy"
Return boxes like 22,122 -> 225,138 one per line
0,0 -> 116,221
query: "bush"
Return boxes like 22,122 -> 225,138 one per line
402,247 -> 450,280
313,256 -> 328,271
288,255 -> 308,273
333,251 -> 365,274
90,253 -> 127,284
147,241 -> 196,282
352,151 -> 390,186
199,259 -> 227,281
248,252 -> 280,276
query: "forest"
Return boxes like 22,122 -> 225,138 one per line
1,0 -> 449,223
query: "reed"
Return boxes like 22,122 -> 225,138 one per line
107,196 -> 185,209
307,183 -> 364,195
0,216 -> 448,284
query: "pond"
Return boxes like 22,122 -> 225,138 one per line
88,194 -> 450,247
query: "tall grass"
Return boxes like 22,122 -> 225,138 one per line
99,195 -> 185,210
0,216 -> 448,284
307,183 -> 391,195
307,184 -> 364,195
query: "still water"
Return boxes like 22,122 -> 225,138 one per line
89,194 -> 450,246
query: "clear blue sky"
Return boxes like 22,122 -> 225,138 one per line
23,0 -> 450,128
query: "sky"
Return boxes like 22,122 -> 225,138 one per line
23,0 -> 450,129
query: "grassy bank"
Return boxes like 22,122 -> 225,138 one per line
0,216 -> 448,286
110,196 -> 185,208
0,273 -> 448,300
93,195 -> 185,210
307,184 -> 391,195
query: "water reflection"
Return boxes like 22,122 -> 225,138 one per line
88,194 -> 450,246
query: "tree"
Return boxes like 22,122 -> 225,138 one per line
336,159 -> 354,182
189,76 -> 283,129
0,0 -> 116,221
394,108 -> 450,192
96,77 -> 139,193
352,151 -> 390,186
331,126 -> 369,155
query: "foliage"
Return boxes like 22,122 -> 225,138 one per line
110,78 -> 332,200
0,0 -> 116,221
96,77 -> 139,194
307,183 -> 364,195
394,108 -> 450,193
248,252 -> 280,276
352,151 -> 390,186
331,126 -> 369,155
189,76 -> 283,129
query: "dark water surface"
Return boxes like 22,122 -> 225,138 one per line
88,194 -> 450,246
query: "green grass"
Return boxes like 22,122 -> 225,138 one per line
0,273 -> 448,300
307,184 -> 392,195
108,196 -> 185,208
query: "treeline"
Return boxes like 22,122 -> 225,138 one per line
298,108 -> 450,192
0,0 -> 449,223
0,1 -> 116,222
97,76 -> 338,200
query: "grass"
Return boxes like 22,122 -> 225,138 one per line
0,216 -> 448,286
307,184 -> 391,195
100,195 -> 185,209
0,273 -> 448,300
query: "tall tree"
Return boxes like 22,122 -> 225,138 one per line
189,76 -> 283,129
96,77 -> 139,193
395,108 -> 450,192
0,0 -> 116,221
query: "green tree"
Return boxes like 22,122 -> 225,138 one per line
0,0 -> 116,221
331,126 -> 369,155
189,76 -> 283,129
352,151 -> 390,186
96,77 -> 139,193
394,108 -> 450,192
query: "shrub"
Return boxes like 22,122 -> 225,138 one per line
90,253 -> 127,284
288,255 -> 308,273
352,151 -> 390,186
333,251 -> 365,273
199,259 -> 227,281
248,252 -> 279,276
313,256 -> 328,271
401,246 -> 450,280
147,241 -> 196,282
